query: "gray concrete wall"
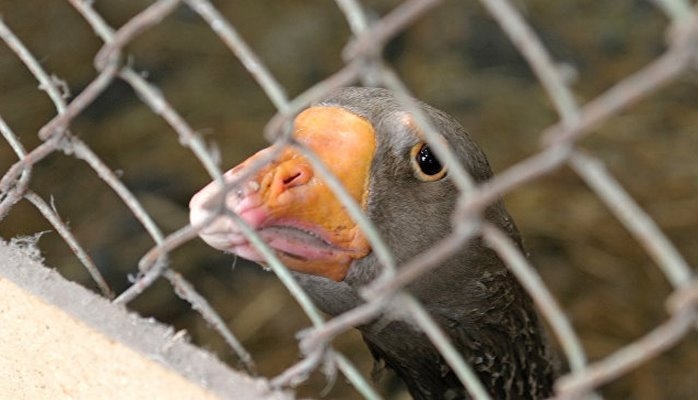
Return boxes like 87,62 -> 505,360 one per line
0,239 -> 292,400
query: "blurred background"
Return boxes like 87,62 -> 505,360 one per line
1,0 -> 697,398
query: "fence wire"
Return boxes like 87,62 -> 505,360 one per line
1,0 -> 697,399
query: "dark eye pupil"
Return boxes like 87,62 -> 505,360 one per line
417,145 -> 443,176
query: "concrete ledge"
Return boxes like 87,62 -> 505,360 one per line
0,239 -> 292,400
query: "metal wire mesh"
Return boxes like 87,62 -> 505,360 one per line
1,0 -> 697,398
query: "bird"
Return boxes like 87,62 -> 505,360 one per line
189,87 -> 557,399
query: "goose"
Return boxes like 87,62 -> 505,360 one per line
189,87 -> 556,399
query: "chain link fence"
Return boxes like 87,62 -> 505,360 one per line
1,0 -> 697,398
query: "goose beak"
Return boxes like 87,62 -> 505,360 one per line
189,106 -> 376,281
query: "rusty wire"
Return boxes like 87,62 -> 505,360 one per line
1,0 -> 697,399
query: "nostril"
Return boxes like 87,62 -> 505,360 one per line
283,172 -> 302,186
275,163 -> 312,192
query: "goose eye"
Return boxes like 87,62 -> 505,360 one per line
410,143 -> 447,181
